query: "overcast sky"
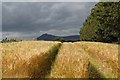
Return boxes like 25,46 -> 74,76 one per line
2,2 -> 96,39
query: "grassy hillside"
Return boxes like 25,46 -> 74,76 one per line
1,41 -> 119,78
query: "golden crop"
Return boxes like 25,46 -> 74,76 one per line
1,41 -> 119,78
75,41 -> 119,78
49,42 -> 89,78
1,41 -> 60,78
0,43 -> 2,79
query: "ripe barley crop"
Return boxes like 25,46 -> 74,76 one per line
49,42 -> 89,78
1,41 -> 119,78
1,41 -> 60,78
75,42 -> 119,78
0,43 -> 2,79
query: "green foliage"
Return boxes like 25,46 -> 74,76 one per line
80,2 -> 120,43
52,38 -> 65,42
1,37 -> 20,43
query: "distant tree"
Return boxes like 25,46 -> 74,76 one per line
80,2 -> 120,43
53,38 -> 65,42
1,38 -> 19,43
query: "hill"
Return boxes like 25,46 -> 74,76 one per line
37,33 -> 80,41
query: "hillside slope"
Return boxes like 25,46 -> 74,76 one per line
37,33 -> 80,41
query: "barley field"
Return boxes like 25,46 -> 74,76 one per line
0,43 -> 2,79
1,41 -> 61,78
1,41 -> 119,78
75,42 -> 119,78
49,42 -> 89,78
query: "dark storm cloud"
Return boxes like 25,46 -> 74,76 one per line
0,2 -> 1,27
2,2 -> 96,39
0,2 -> 2,40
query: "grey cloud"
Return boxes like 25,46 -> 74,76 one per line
2,0 -> 100,2
0,2 -> 2,40
2,2 -> 96,39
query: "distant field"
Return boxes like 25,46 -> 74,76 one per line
1,41 -> 119,78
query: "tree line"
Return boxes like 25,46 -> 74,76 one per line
1,38 -> 20,43
80,2 -> 120,43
